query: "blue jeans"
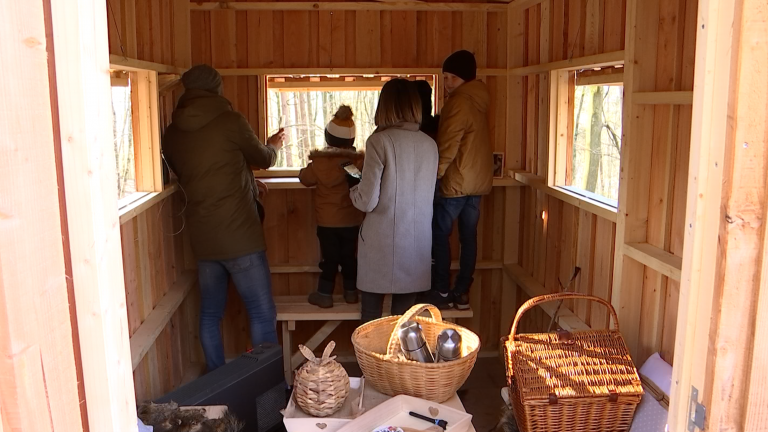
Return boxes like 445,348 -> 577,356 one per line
432,195 -> 482,295
197,250 -> 277,372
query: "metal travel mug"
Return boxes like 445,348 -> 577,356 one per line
398,321 -> 435,363
436,329 -> 462,362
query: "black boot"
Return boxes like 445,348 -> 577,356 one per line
308,279 -> 335,308
343,280 -> 359,304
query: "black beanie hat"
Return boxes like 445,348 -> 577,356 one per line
442,50 -> 477,82
181,64 -> 223,95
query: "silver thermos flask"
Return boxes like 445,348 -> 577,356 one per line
398,321 -> 435,363
436,329 -> 462,362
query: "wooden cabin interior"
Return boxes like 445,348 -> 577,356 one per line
1,0 -> 766,431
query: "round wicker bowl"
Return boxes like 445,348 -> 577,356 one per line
293,341 -> 350,417
351,304 -> 480,403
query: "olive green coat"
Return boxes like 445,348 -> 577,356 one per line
163,90 -> 277,261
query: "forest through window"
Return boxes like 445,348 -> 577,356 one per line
266,76 -> 435,168
568,83 -> 623,205
111,81 -> 136,202
268,89 -> 379,168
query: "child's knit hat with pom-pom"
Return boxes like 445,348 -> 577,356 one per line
325,105 -> 356,148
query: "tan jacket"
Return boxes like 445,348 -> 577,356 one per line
436,80 -> 494,197
299,148 -> 365,228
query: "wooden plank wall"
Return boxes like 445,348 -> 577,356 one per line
107,0 -> 197,402
107,0 -> 180,66
121,86 -> 198,402
511,0 -> 697,366
188,7 -> 512,360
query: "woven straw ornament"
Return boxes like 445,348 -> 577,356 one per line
293,341 -> 350,417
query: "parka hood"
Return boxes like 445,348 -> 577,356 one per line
171,89 -> 232,132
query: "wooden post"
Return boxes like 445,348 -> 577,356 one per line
174,0 -> 192,69
47,0 -> 138,430
669,0 -> 768,429
610,0 -> 661,360
0,1 -> 84,431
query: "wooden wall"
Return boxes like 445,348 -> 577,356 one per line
121,84 -> 200,402
107,0 -> 188,67
186,6 -> 514,359
509,0 -> 697,366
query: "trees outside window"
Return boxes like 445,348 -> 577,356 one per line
570,83 -> 623,203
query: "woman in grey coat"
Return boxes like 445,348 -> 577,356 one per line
350,79 -> 439,323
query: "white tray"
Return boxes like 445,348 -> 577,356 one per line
336,394 -> 473,432
284,377 -> 392,432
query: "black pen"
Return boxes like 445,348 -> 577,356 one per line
408,411 -> 448,430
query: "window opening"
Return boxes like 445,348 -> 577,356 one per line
265,74 -> 436,169
111,74 -> 137,202
552,67 -> 623,207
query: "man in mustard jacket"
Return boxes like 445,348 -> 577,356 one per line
425,50 -> 494,310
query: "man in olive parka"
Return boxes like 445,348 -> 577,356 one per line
163,64 -> 285,371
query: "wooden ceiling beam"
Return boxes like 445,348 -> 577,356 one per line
190,1 -> 509,12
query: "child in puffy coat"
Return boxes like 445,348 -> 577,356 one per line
299,106 -> 365,308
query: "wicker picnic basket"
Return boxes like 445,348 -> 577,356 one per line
504,293 -> 644,432
352,304 -> 480,403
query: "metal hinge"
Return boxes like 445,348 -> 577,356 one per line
687,386 -> 706,431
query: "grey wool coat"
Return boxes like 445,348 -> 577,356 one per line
350,122 -> 439,294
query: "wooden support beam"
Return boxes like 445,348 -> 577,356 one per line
109,55 -> 186,74
219,67 -> 508,76
514,172 -> 618,222
508,0 -> 548,11
191,2 -> 509,12
259,177 -> 521,190
130,271 -> 197,370
668,0 -> 767,428
510,51 -> 625,76
290,321 -> 342,369
669,0 -> 768,428
173,0 -> 191,69
610,0 -> 661,361
47,0 -> 138,430
132,70 -> 164,193
503,264 -> 591,332
633,91 -> 694,105
269,260 -> 504,274
0,2 -> 85,430
623,243 -> 682,282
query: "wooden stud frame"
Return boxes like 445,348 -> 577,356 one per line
129,70 -> 164,194
47,0 -> 138,429
191,2 -> 509,12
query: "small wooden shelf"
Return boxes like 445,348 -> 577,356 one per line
270,260 -> 503,274
623,242 -> 682,281
259,177 -> 523,190
513,172 -> 618,222
503,264 -> 590,332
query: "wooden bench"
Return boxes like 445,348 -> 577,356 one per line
275,296 -> 473,383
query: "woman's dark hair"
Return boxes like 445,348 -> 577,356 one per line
412,80 -> 438,136
374,78 -> 422,128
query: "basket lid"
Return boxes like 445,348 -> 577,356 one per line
507,330 -> 644,402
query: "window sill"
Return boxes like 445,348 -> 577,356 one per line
513,172 -> 618,222
256,174 -> 524,190
118,183 -> 179,225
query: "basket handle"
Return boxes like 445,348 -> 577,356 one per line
509,293 -> 620,340
385,303 -> 443,357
